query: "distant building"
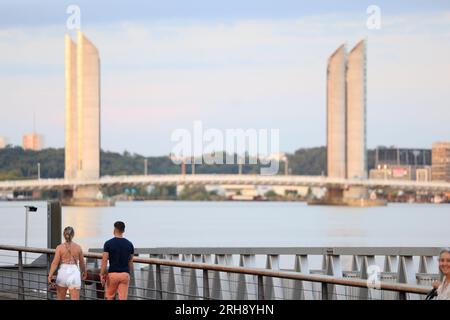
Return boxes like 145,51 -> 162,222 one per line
432,142 -> 450,182
370,146 -> 431,181
0,136 -> 6,149
369,165 -> 413,181
369,163 -> 432,182
22,133 -> 43,151
416,167 -> 432,182
374,146 -> 431,167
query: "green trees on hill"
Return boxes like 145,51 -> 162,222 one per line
0,146 -> 64,180
0,145 -> 375,180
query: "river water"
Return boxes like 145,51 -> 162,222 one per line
0,201 -> 448,252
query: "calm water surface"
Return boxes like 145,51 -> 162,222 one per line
0,201 -> 448,251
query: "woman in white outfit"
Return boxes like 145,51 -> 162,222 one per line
432,248 -> 450,300
48,226 -> 87,300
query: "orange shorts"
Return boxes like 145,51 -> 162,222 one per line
105,272 -> 130,300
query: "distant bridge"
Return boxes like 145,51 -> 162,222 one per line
0,174 -> 450,192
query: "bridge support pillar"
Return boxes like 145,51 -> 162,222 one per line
61,185 -> 114,206
309,186 -> 386,207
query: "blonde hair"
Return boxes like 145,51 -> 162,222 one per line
63,226 -> 75,243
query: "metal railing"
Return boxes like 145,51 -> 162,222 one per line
0,244 -> 437,300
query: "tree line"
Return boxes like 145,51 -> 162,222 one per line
0,145 -> 375,180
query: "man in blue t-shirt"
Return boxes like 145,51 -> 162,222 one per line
100,221 -> 134,300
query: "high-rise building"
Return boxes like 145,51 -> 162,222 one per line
432,142 -> 450,182
65,31 -> 100,182
22,133 -> 43,151
326,45 -> 347,179
346,40 -> 367,179
326,39 -> 367,180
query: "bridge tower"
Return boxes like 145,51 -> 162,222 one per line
63,31 -> 111,206
319,39 -> 383,206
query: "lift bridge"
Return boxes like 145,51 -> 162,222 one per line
1,174 -> 450,192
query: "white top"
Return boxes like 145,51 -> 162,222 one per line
436,277 -> 450,300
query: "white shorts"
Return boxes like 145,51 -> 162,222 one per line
56,264 -> 81,289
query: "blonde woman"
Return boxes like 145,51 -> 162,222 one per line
432,248 -> 450,300
48,227 -> 87,300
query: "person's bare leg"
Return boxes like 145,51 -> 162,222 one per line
105,274 -> 119,300
69,288 -> 80,300
56,286 -> 67,300
117,274 -> 130,300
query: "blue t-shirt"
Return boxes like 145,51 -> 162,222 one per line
103,237 -> 134,273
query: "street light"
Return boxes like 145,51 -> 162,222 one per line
284,156 -> 289,176
24,206 -> 37,263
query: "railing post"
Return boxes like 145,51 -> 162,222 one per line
237,254 -> 257,300
156,264 -> 163,300
203,269 -> 210,300
167,254 -> 184,300
397,256 -> 417,300
264,255 -> 284,299
212,254 -> 233,299
321,281 -> 329,300
146,255 -> 158,299
257,275 -> 265,300
184,254 -> 199,300
46,252 -> 51,300
293,254 -> 313,300
18,250 -> 25,300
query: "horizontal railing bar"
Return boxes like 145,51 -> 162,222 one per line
89,247 -> 445,256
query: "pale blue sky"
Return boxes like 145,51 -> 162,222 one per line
0,1 -> 449,155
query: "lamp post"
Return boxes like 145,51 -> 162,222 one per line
24,206 -> 37,263
37,162 -> 41,180
284,156 -> 289,176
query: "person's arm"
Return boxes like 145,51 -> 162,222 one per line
78,246 -> 87,280
48,247 -> 61,283
100,252 -> 109,286
128,243 -> 134,273
100,241 -> 110,286
100,252 -> 109,277
128,254 -> 134,273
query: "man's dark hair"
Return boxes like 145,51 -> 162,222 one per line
114,221 -> 125,233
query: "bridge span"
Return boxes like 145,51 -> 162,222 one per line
1,174 -> 450,192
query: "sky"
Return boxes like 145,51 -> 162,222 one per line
0,0 -> 449,156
